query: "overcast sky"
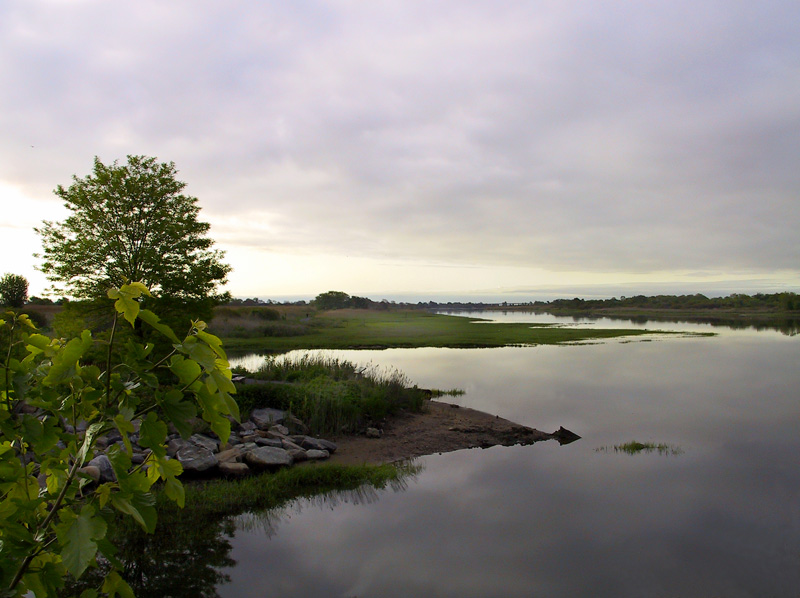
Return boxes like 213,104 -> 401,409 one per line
1,0 -> 798,301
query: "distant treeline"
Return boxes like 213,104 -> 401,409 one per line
225,291 -> 799,312
542,292 -> 799,311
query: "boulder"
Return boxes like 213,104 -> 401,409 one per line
244,446 -> 293,469
299,437 -> 338,453
190,434 -> 220,453
87,455 -> 116,483
306,449 -> 330,460
251,408 -> 287,429
176,445 -> 218,473
254,437 -> 283,448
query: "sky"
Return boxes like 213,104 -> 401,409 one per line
1,0 -> 799,302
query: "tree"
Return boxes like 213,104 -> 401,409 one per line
0,273 -> 28,307
35,155 -> 231,310
0,282 -> 238,597
312,291 -> 351,311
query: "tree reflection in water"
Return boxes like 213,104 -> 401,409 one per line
62,462 -> 420,598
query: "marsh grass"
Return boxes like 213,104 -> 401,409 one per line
234,354 -> 426,435
219,309 -> 657,353
596,441 -> 684,456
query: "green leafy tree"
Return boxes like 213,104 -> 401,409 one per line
35,155 -> 231,314
313,291 -> 351,311
0,274 -> 28,308
0,282 -> 238,597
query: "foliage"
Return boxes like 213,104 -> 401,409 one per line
0,274 -> 28,308
35,155 -> 231,311
0,283 -> 238,597
234,354 -> 425,435
312,290 -> 352,310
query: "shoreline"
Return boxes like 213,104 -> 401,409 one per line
325,399 -> 579,465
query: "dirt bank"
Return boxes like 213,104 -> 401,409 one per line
327,400 -> 579,465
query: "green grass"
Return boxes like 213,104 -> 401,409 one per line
596,441 -> 684,456
234,354 -> 427,436
218,309 -> 659,353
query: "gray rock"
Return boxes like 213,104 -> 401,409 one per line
167,437 -> 189,457
299,437 -> 338,453
176,445 -> 218,473
217,447 -> 243,463
365,427 -> 382,438
251,408 -> 286,429
244,446 -> 293,469
287,448 -> 309,462
281,438 -> 304,452
269,424 -> 290,436
190,434 -> 220,453
306,449 -> 330,460
238,421 -> 257,432
87,455 -> 116,483
255,437 -> 284,448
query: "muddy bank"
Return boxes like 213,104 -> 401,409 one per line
327,399 -> 579,465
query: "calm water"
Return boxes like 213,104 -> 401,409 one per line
220,315 -> 799,597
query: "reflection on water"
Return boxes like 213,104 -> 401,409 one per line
62,465 -> 420,598
221,316 -> 800,597
439,309 -> 800,336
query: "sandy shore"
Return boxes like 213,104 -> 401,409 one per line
326,399 -> 579,465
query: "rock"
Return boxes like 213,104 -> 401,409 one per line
216,447 -> 243,463
251,408 -> 287,429
244,446 -> 293,469
238,421 -> 257,433
176,445 -> 218,473
167,437 -> 189,457
365,427 -> 382,438
190,434 -> 220,453
269,424 -> 290,436
219,462 -> 250,477
255,437 -> 284,448
287,448 -> 309,462
306,449 -> 330,460
79,465 -> 101,482
87,455 -> 116,483
299,437 -> 337,453
280,438 -> 304,452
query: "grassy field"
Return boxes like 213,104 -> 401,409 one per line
217,308 -> 658,353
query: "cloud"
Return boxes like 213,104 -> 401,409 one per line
1,0 -> 799,295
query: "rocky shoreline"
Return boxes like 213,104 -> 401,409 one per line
78,400 -> 580,484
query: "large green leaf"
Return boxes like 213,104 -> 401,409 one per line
159,390 -> 197,438
55,505 -> 107,578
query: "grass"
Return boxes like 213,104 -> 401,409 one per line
233,354 -> 428,436
161,461 -> 420,521
596,441 -> 684,456
216,308 -> 659,353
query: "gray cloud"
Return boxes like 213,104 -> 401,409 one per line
2,0 -> 799,285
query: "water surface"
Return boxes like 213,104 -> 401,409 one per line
221,315 -> 799,597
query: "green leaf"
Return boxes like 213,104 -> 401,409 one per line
108,282 -> 151,326
76,423 -> 104,467
43,330 -> 93,386
138,308 -> 180,343
55,505 -> 107,578
109,491 -> 157,533
102,570 -> 135,598
159,390 -> 197,438
169,354 -> 202,386
138,412 -> 167,451
196,329 -> 226,359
